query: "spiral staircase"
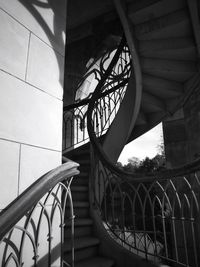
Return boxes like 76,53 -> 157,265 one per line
62,0 -> 200,267
0,0 -> 200,267
66,0 -> 199,143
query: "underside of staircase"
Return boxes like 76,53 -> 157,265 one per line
0,1 -> 200,267
66,0 -> 199,143
127,0 -> 199,141
63,0 -> 200,266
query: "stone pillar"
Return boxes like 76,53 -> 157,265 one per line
163,109 -> 189,168
184,89 -> 200,161
183,88 -> 200,266
0,0 -> 67,265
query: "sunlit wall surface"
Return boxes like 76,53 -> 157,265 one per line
0,1 -> 67,265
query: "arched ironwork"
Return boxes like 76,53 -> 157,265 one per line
63,38 -> 131,151
0,161 -> 79,267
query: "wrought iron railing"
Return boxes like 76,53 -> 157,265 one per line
84,1 -> 200,266
0,160 -> 79,267
85,39 -> 200,264
85,44 -> 200,267
63,38 -> 131,151
91,157 -> 200,267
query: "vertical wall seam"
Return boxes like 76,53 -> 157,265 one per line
17,144 -> 22,196
25,31 -> 31,82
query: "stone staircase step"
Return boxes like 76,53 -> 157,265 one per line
71,185 -> 88,191
128,0 -> 187,25
76,160 -> 90,172
74,218 -> 93,226
139,38 -> 196,61
75,256 -> 115,267
64,246 -> 98,263
64,144 -> 114,266
65,236 -> 100,252
72,149 -> 90,157
73,201 -> 89,208
78,172 -> 88,177
65,218 -> 93,228
74,202 -> 90,217
134,9 -> 191,40
73,172 -> 89,185
76,159 -> 90,165
65,201 -> 89,218
64,143 -> 90,158
71,186 -> 89,201
142,73 -> 182,99
65,225 -> 93,238
72,192 -> 88,201
141,57 -> 196,82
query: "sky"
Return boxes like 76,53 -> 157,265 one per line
118,123 -> 163,165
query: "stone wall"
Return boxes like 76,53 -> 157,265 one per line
0,1 -> 67,265
163,109 -> 189,168
0,0 -> 66,208
184,89 -> 200,161
163,89 -> 200,168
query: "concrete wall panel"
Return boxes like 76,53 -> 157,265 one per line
27,34 -> 64,99
0,0 -> 66,262
0,8 -> 29,79
0,139 -> 20,209
19,144 -> 61,193
0,71 -> 63,150
0,0 -> 66,55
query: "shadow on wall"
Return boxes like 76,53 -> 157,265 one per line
31,243 -> 61,267
18,0 -> 66,87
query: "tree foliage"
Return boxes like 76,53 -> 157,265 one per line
117,153 -> 166,174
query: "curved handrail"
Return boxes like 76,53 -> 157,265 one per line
64,45 -> 121,112
84,2 -> 200,266
63,78 -> 129,112
86,0 -> 142,180
63,37 -> 130,151
74,35 -> 122,94
86,0 -> 200,182
77,0 -> 200,184
0,160 -> 79,240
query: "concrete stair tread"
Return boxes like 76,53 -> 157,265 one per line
76,172 -> 88,177
134,8 -> 191,41
66,201 -> 89,208
73,173 -> 89,185
65,218 -> 93,227
74,218 -> 93,226
75,256 -> 114,267
128,0 -> 187,25
64,143 -> 90,157
77,159 -> 90,164
65,236 -> 100,251
71,185 -> 88,191
73,201 -> 89,208
65,224 -> 93,238
72,150 -> 90,157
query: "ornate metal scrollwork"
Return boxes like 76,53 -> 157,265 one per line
93,159 -> 200,267
0,178 -> 75,267
63,38 -> 131,151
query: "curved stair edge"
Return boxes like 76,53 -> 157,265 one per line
90,207 -> 158,267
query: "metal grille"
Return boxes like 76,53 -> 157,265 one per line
93,161 -> 200,267
0,179 -> 75,267
63,42 -> 131,151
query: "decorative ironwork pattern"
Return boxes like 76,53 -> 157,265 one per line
0,181 -> 74,267
0,162 -> 79,267
93,160 -> 200,267
63,39 -> 131,151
